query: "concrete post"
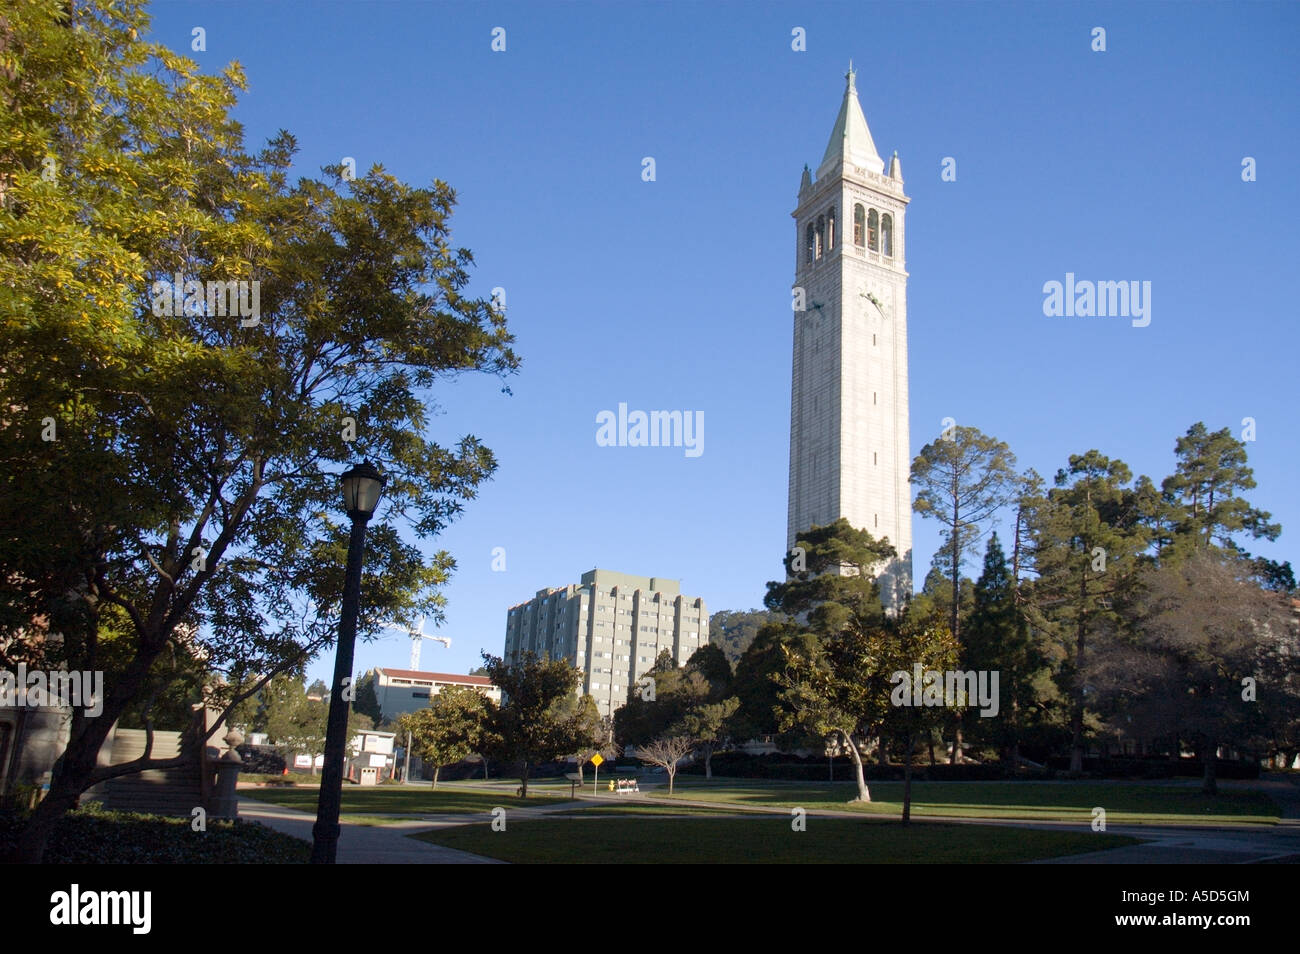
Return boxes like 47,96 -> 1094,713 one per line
211,728 -> 243,819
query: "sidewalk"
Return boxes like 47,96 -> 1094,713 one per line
236,796 -> 504,864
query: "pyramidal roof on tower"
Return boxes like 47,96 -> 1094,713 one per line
818,62 -> 884,177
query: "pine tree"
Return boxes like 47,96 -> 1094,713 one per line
1162,422 -> 1280,558
911,427 -> 1017,762
964,533 -> 1047,767
1026,451 -> 1150,773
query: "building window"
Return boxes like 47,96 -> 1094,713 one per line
853,203 -> 865,246
882,214 -> 893,257
805,224 -> 815,264
827,206 -> 836,251
815,215 -> 825,259
867,209 -> 879,251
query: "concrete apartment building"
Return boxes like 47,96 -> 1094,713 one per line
504,569 -> 708,718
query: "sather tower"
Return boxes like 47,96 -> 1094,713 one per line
787,64 -> 913,610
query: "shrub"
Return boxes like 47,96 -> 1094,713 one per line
0,803 -> 309,863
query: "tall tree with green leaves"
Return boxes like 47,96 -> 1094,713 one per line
963,533 -> 1050,767
778,612 -> 956,806
1026,451 -> 1150,772
764,518 -> 895,634
261,675 -> 330,773
613,650 -> 738,778
351,671 -> 383,725
911,426 -> 1018,644
911,426 -> 1017,761
1,0 -> 517,862
481,652 -> 584,797
1161,422 -> 1280,558
397,685 -> 490,787
730,619 -> 819,742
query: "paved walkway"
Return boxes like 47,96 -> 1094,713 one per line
236,797 -> 503,864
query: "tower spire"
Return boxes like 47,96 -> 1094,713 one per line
819,61 -> 883,176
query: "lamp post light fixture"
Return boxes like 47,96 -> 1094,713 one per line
311,460 -> 386,864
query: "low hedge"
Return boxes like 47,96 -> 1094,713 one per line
0,803 -> 309,863
1044,756 -> 1260,780
681,752 -> 1036,781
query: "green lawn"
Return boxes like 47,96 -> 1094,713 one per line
242,780 -> 573,815
414,816 -> 1138,863
660,779 -> 1280,825
557,802 -> 741,817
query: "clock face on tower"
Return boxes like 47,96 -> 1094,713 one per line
859,281 -> 891,322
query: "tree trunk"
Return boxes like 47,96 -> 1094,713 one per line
949,720 -> 963,764
519,761 -> 530,798
1202,737 -> 1218,795
842,731 -> 870,802
11,645 -> 161,863
576,760 -> 584,785
1069,581 -> 1088,774
431,764 -> 439,789
928,731 -> 936,767
704,749 -> 713,779
482,756 -> 489,781
667,767 -> 676,794
902,732 -> 915,825
951,490 -> 962,646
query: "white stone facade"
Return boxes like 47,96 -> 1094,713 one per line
787,68 -> 913,609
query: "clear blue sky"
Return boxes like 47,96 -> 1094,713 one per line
144,1 -> 1300,683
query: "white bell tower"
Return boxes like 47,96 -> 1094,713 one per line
787,64 -> 913,610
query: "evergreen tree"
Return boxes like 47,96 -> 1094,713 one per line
964,533 -> 1048,767
1162,422 -> 1280,557
1026,451 -> 1150,772
763,517 -> 895,634
911,426 -> 1017,762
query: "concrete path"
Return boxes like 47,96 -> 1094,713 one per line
1037,774 -> 1300,864
236,796 -> 504,864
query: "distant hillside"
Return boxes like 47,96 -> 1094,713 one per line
708,609 -> 773,664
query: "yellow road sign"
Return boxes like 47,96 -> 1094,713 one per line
590,753 -> 604,767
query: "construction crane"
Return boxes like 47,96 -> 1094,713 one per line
382,616 -> 451,671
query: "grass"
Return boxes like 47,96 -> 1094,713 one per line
337,815 -> 412,827
413,816 -> 1138,863
659,779 -> 1281,825
242,779 -> 574,815
557,802 -> 741,817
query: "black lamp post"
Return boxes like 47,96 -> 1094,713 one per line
310,460 -> 386,864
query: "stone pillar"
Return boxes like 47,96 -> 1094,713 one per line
211,728 -> 243,819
